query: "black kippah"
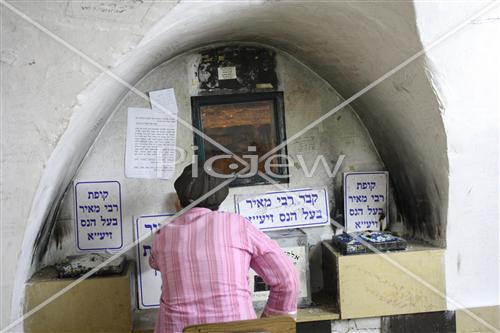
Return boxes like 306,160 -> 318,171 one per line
174,164 -> 229,210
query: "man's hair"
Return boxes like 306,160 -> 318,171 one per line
174,164 -> 229,210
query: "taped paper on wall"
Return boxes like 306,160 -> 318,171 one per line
217,66 -> 237,80
148,88 -> 178,114
125,107 -> 177,179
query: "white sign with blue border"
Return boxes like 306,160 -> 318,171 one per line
235,187 -> 330,231
344,171 -> 389,233
135,214 -> 174,309
74,180 -> 123,251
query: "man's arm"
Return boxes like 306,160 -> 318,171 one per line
246,221 -> 299,318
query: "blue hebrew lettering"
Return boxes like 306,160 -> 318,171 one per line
299,194 -> 313,204
79,205 -> 101,213
100,191 -> 109,201
349,208 -> 363,216
143,245 -> 152,256
81,219 -> 96,227
352,195 -> 367,203
278,195 -> 296,206
301,207 -> 309,219
101,216 -> 108,226
311,194 -> 318,204
369,182 -> 376,191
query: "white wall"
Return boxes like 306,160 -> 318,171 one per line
1,1 -> 178,329
415,2 -> 500,309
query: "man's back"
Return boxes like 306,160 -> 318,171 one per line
150,207 -> 298,333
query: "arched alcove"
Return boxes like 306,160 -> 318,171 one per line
12,1 -> 448,324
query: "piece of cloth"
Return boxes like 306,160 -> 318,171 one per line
174,164 -> 229,210
149,207 -> 299,333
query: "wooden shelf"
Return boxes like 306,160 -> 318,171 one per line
25,263 -> 133,333
255,303 -> 340,323
322,240 -> 446,319
297,304 -> 340,322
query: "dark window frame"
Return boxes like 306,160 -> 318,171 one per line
191,92 -> 289,187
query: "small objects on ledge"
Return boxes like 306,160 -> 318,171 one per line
55,253 -> 125,278
331,231 -> 407,255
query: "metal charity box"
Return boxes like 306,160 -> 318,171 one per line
249,229 -> 311,309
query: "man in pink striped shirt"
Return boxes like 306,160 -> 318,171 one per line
149,165 -> 299,333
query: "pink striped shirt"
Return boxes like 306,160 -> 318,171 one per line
149,207 -> 299,333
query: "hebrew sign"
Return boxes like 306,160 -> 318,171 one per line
344,171 -> 389,233
135,214 -> 174,309
74,180 -> 123,251
235,187 -> 330,231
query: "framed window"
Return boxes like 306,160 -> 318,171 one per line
191,92 -> 288,187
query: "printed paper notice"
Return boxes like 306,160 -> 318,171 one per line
217,66 -> 237,80
125,107 -> 177,179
